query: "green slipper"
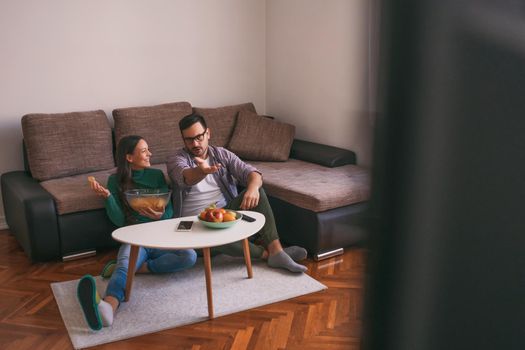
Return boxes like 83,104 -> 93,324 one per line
100,259 -> 117,279
77,274 -> 102,331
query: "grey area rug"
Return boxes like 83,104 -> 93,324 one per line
51,255 -> 327,349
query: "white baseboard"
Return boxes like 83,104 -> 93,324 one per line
0,215 -> 8,230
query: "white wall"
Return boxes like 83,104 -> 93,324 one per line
266,0 -> 374,167
0,0 -> 266,223
0,0 -> 374,223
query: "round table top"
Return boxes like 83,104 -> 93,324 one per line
111,211 -> 266,249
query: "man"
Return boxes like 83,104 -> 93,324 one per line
167,113 -> 307,273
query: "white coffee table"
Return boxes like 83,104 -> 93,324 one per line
111,210 -> 265,319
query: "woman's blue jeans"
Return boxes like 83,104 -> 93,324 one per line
106,244 -> 197,302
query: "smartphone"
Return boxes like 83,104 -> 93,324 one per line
241,214 -> 256,222
176,221 -> 194,231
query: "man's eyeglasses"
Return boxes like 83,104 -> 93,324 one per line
183,129 -> 207,143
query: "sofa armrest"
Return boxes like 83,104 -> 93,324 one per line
290,139 -> 356,167
1,171 -> 60,261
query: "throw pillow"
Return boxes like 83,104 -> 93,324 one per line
193,103 -> 256,147
22,110 -> 114,181
228,110 -> 295,161
113,101 -> 192,164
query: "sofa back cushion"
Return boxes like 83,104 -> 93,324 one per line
193,102 -> 256,147
228,110 -> 295,161
21,110 -> 114,181
113,102 -> 192,164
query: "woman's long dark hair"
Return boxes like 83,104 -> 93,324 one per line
115,135 -> 144,224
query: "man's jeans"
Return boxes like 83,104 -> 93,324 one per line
106,243 -> 197,302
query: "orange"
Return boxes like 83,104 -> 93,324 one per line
223,213 -> 236,222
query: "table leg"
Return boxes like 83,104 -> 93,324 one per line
242,238 -> 253,278
202,247 -> 214,319
124,245 -> 139,302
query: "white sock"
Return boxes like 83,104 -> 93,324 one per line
98,300 -> 114,327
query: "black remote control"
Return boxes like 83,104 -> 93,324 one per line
241,214 -> 256,222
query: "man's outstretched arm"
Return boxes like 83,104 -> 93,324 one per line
182,156 -> 222,186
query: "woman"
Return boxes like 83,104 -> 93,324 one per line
77,135 -> 197,331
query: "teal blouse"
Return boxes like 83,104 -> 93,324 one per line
105,168 -> 173,227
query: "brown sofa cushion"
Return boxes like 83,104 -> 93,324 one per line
40,164 -> 170,215
249,159 -> 370,212
228,110 -> 295,161
21,110 -> 114,181
113,102 -> 192,164
40,168 -> 116,215
193,102 -> 256,147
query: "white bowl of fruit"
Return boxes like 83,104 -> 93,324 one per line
198,205 -> 242,229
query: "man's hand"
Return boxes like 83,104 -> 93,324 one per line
240,172 -> 263,209
194,157 -> 222,174
183,157 -> 222,186
240,186 -> 260,210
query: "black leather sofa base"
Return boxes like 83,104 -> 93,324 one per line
268,195 -> 369,260
1,171 -> 118,262
58,210 -> 118,259
2,170 -> 368,262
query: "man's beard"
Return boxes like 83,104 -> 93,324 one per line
190,145 -> 207,157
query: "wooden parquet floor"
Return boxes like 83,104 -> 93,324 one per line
0,229 -> 366,350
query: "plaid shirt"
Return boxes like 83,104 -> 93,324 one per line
166,145 -> 261,217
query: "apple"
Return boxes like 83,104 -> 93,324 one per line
205,209 -> 223,222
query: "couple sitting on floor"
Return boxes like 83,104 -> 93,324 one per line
77,113 -> 308,331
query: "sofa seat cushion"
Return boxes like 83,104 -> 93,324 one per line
113,102 -> 192,165
193,103 -> 256,147
40,168 -> 117,215
22,110 -> 114,181
40,164 -> 170,215
250,159 -> 370,212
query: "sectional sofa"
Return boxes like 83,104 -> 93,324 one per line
1,102 -> 370,262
